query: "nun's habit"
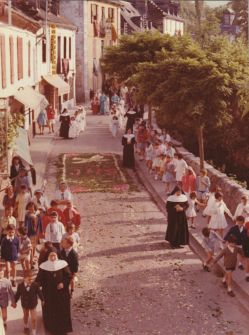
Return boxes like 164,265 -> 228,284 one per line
36,258 -> 73,334
165,187 -> 189,248
125,110 -> 137,132
122,134 -> 136,169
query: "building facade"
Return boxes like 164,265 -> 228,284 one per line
124,0 -> 184,35
0,0 -> 76,182
60,0 -> 121,103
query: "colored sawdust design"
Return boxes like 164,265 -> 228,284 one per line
56,153 -> 138,193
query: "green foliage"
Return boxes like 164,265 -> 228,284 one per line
7,112 -> 25,148
101,32 -> 175,81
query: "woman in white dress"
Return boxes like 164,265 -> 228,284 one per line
234,195 -> 249,222
208,192 -> 233,237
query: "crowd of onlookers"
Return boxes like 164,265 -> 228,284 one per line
0,156 -> 81,334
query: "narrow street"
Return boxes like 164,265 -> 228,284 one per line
40,114 -> 249,335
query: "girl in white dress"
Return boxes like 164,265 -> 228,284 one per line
208,192 -> 233,237
186,192 -> 204,229
203,186 -> 222,222
69,116 -> 78,139
111,113 -> 119,137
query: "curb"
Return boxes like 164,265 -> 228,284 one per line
135,158 -> 249,314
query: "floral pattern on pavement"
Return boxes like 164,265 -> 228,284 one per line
56,153 -> 138,193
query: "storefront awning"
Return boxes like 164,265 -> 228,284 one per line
43,74 -> 70,96
14,87 -> 48,111
13,127 -> 33,165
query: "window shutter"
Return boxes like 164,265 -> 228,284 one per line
28,40 -> 31,77
17,37 -> 23,80
9,36 -> 14,84
0,34 -> 6,88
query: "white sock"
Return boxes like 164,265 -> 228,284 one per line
227,287 -> 232,292
222,277 -> 226,283
32,330 -> 36,335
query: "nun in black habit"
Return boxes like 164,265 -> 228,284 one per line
165,186 -> 189,249
122,129 -> 136,169
125,110 -> 137,132
59,109 -> 71,139
36,252 -> 72,335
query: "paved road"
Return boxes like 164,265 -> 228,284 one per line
7,114 -> 249,334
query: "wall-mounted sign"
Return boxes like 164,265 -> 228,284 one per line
0,102 -> 8,176
50,25 -> 57,75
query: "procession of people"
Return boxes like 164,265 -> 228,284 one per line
97,84 -> 249,299
0,164 -> 81,334
0,100 -> 84,335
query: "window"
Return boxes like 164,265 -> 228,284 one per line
9,36 -> 14,84
101,40 -> 104,57
28,41 -> 31,77
69,37 -> 71,59
17,37 -> 23,80
91,4 -> 98,22
101,7 -> 105,19
108,8 -> 114,23
0,34 -> 6,88
63,36 -> 67,58
42,38 -> 46,63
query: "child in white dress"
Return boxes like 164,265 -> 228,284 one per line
186,192 -> 204,229
208,192 -> 233,237
145,142 -> 153,173
69,116 -> 78,139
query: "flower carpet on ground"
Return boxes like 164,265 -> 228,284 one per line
56,153 -> 138,193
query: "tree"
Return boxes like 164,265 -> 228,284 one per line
101,31 -> 175,81
131,36 -> 249,168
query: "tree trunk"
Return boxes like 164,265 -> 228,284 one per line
195,0 -> 204,29
198,125 -> 205,169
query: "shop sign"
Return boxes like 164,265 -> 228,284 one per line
50,25 -> 57,75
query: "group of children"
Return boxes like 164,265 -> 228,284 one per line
0,163 -> 81,333
135,122 -> 249,298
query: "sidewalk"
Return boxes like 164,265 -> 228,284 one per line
135,157 -> 249,312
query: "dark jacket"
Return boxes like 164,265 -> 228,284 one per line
224,225 -> 247,246
60,248 -> 79,274
1,236 -> 19,261
15,282 -> 44,309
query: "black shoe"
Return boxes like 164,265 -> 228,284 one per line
246,277 -> 249,282
203,264 -> 210,272
238,264 -> 244,270
227,290 -> 235,297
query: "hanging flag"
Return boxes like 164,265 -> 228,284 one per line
111,24 -> 118,42
93,20 -> 99,37
93,59 -> 98,76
